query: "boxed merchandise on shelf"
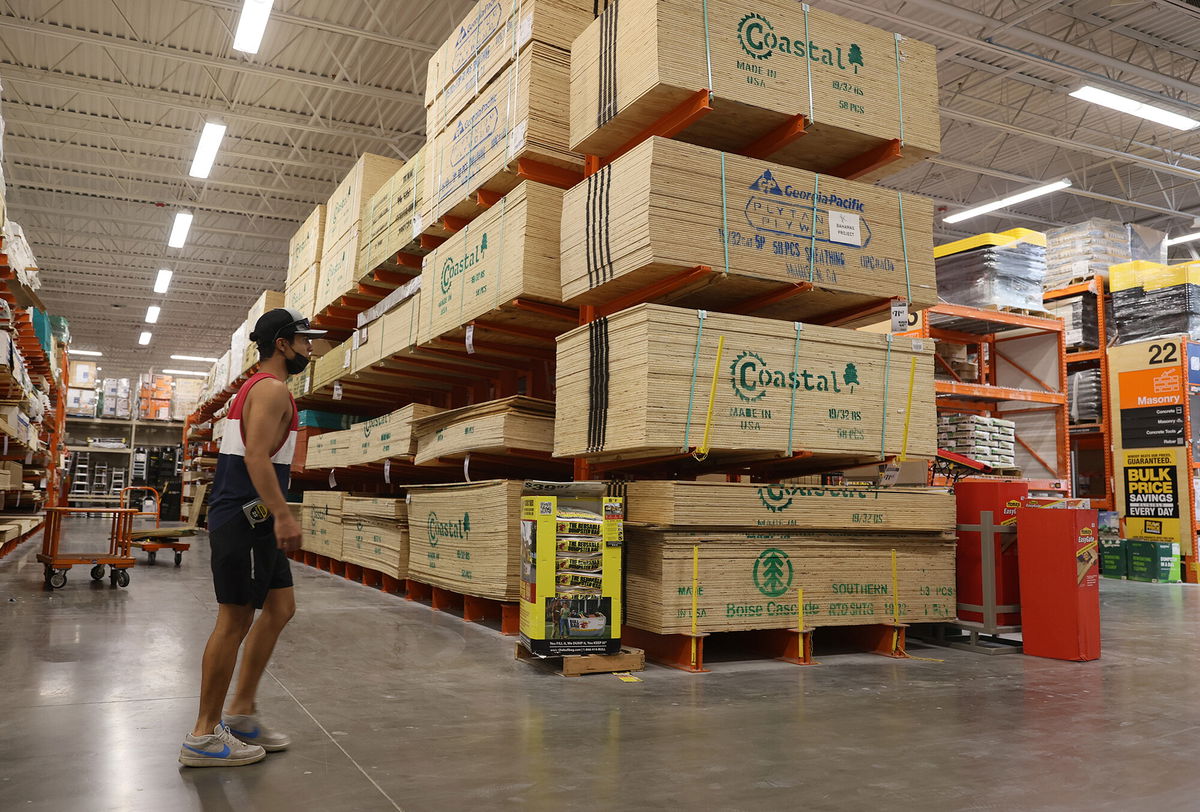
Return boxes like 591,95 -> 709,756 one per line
66,386 -> 97,417
288,205 -> 326,283
69,360 -> 98,388
570,0 -> 940,179
1068,368 -> 1103,424
556,304 -> 936,463
934,341 -> 977,383
412,396 -> 555,466
323,153 -> 408,253
172,378 -> 204,421
934,229 -> 1047,312
419,181 -> 564,345
423,43 -> 581,226
407,480 -> 524,601
560,137 -> 937,316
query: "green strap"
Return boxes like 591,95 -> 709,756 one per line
893,33 -> 906,145
720,152 -> 730,276
787,322 -> 803,454
880,334 -> 894,459
808,174 -> 820,282
803,4 -> 815,123
682,310 -> 708,451
897,191 -> 912,304
702,0 -> 714,93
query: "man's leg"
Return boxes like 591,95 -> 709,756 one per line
192,603 -> 255,737
227,586 -> 295,716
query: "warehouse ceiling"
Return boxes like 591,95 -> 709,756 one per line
0,0 -> 1198,377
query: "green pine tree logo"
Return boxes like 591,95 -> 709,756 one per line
462,513 -> 471,536
753,548 -> 794,598
848,44 -> 864,74
844,363 -> 860,390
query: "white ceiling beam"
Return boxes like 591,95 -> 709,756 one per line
20,226 -> 281,264
176,0 -> 439,54
0,64 -> 423,146
33,245 -> 281,276
5,202 -> 291,243
6,150 -> 328,203
3,108 -> 350,174
0,14 -> 425,108
6,176 -> 302,224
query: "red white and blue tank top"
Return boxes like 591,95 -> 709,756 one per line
207,373 -> 298,530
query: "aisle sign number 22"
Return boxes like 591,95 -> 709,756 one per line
1147,341 -> 1179,365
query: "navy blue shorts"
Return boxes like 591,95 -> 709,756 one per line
208,517 -> 293,609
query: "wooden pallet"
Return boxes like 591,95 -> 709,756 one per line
515,644 -> 647,677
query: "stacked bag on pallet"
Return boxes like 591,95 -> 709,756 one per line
1043,291 -> 1100,350
1043,218 -> 1167,290
937,414 -> 1016,469
934,229 -> 1047,313
1068,368 -> 1103,425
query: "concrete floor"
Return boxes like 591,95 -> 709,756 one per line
3,520 -> 1200,812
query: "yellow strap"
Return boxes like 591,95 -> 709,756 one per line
797,587 -> 805,633
899,356 -> 917,461
693,335 -> 726,460
690,545 -> 700,668
890,548 -> 901,654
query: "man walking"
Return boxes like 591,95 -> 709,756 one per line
179,308 -> 324,767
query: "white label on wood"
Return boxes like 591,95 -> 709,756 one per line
465,325 -> 475,355
343,349 -> 352,369
352,330 -> 363,351
517,12 -> 534,48
412,216 -> 422,241
463,453 -> 471,482
329,469 -> 337,488
891,300 -> 909,333
332,382 -> 343,401
507,120 -> 528,160
384,459 -> 391,485
827,211 -> 863,247
912,339 -> 926,352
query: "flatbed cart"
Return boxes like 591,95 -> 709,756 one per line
37,506 -> 137,590
122,486 -> 194,566
124,484 -> 207,566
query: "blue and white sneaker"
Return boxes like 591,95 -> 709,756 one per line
223,711 -> 291,752
179,722 -> 266,767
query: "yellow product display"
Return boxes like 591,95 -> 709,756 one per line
519,486 -> 623,657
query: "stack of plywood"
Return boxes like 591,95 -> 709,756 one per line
560,137 -> 937,318
406,480 -> 524,600
424,42 -> 582,227
357,147 -> 429,279
316,153 -> 408,313
287,205 -> 326,313
302,404 -> 445,469
621,480 -> 955,634
419,181 -> 565,347
341,496 -> 409,579
302,491 -> 345,560
310,337 -> 354,392
412,396 -> 555,466
571,0 -> 939,180
239,290 -> 285,373
555,303 -> 936,464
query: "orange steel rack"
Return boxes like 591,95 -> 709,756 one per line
1044,276 -> 1114,510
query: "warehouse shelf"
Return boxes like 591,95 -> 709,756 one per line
1044,275 -> 1113,510
907,303 -> 1070,486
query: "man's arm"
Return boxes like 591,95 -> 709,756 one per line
241,379 -> 302,551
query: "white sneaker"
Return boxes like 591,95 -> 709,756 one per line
223,711 -> 291,752
179,722 -> 266,767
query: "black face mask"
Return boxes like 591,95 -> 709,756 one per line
282,345 -> 309,376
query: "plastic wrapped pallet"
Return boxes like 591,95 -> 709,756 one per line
560,137 -> 938,318
1043,292 -> 1099,351
1044,218 -> 1130,290
1068,368 -> 1102,425
1111,261 -> 1200,345
571,0 -> 939,180
934,229 -> 1047,312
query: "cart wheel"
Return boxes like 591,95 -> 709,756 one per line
49,571 -> 67,590
90,565 -> 105,581
174,552 -> 183,567
115,569 -> 130,588
147,550 -> 157,565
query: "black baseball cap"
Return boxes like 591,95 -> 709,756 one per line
250,307 -> 327,346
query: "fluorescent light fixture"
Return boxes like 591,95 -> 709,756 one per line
1070,85 -> 1199,131
168,211 -> 193,248
68,349 -> 103,357
138,331 -> 152,346
161,368 -> 209,377
943,179 -> 1073,225
188,121 -> 227,179
154,269 -> 173,294
145,305 -> 161,324
233,0 -> 274,54
170,354 -> 219,363
1167,231 -> 1200,247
